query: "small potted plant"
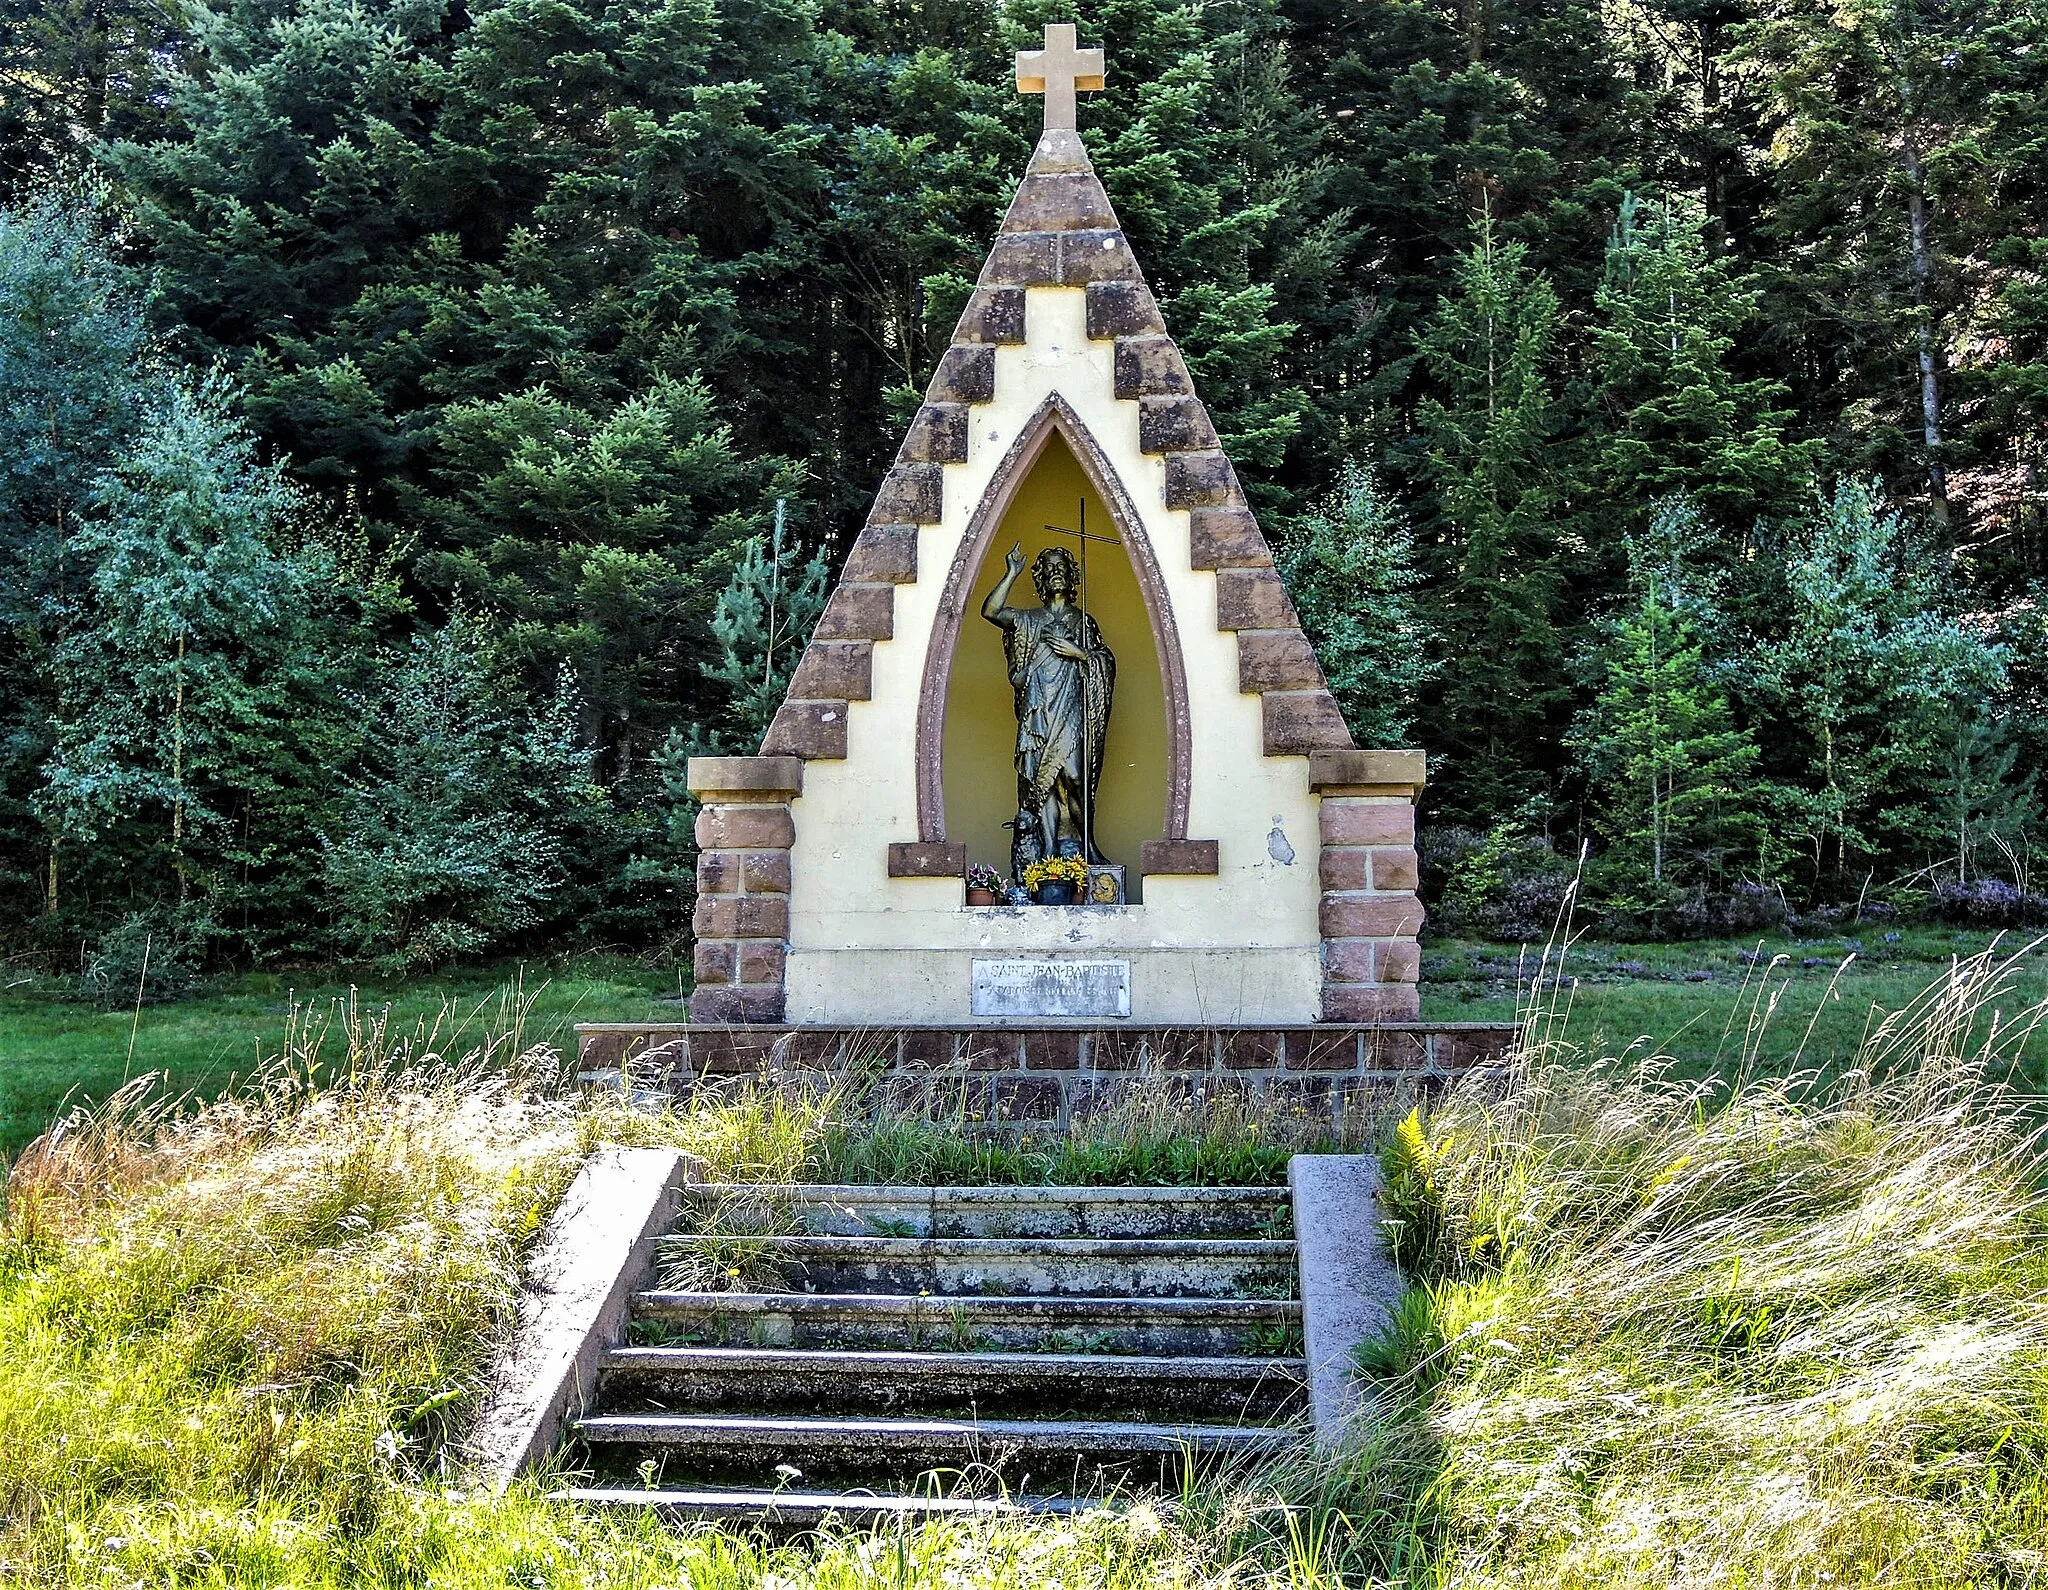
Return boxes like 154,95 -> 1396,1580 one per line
1023,854 -> 1089,906
965,864 -> 1002,906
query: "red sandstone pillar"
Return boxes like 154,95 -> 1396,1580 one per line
1310,749 -> 1426,1022
687,756 -> 802,1024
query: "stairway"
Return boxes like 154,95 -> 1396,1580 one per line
560,1183 -> 1309,1523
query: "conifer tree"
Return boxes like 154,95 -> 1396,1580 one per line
1415,213 -> 1569,820
36,373 -> 308,919
323,616 -> 599,972
1741,479 -> 2011,888
704,501 -> 830,752
1590,193 -> 1816,544
1280,460 -> 1433,747
0,186 -> 156,918
1569,496 -> 1763,902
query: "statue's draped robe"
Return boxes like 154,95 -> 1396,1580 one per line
1001,604 -> 1115,857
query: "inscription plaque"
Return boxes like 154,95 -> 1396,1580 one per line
972,958 -> 1131,1019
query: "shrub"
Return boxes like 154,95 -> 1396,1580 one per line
76,912 -> 200,1008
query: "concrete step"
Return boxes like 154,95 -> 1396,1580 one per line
747,1235 -> 1298,1298
632,1290 -> 1304,1355
596,1345 -> 1309,1421
575,1411 -> 1294,1490
561,1486 -> 1090,1524
690,1184 -> 1292,1239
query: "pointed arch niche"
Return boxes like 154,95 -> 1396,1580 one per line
916,397 -> 1192,901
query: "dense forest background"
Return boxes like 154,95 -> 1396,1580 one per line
3,0 -> 2046,986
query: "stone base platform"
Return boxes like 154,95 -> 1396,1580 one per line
574,1021 -> 1519,1130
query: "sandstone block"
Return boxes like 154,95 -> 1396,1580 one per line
693,939 -> 737,986
1236,629 -> 1323,692
694,894 -> 790,941
1113,335 -> 1191,398
1188,507 -> 1272,569
928,344 -> 996,404
738,940 -> 787,984
1375,939 -> 1422,984
1317,847 -> 1371,893
1138,838 -> 1220,875
951,286 -> 1027,344
762,699 -> 848,760
1025,127 -> 1092,175
1308,747 -> 1427,794
1319,892 -> 1424,939
842,523 -> 917,584
696,805 -> 794,851
1087,281 -> 1165,340
696,851 -> 741,895
741,851 -> 791,894
815,583 -> 894,641
886,840 -> 968,878
979,230 -> 1059,285
1002,171 -> 1117,231
898,403 -> 968,464
1318,801 -> 1412,849
1215,567 -> 1300,631
1164,450 -> 1242,508
686,756 -> 803,800
1320,938 -> 1377,983
1320,984 -> 1421,1022
787,640 -> 872,703
1138,394 -> 1218,453
1264,690 -> 1353,755
1058,229 -> 1141,283
1371,848 -> 1421,891
870,463 -> 942,525
690,984 -> 785,1024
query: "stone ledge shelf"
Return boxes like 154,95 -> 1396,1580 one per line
577,1021 -> 1520,1132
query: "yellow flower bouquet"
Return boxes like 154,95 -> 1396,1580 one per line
1022,854 -> 1089,891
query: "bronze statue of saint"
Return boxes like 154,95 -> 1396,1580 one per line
982,543 -> 1116,877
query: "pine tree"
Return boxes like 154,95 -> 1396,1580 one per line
35,372 -> 308,919
1569,496 -> 1763,903
1734,0 -> 2048,539
1590,192 -> 1816,543
1279,460 -> 1433,747
1741,478 -> 2011,889
323,616 -> 599,972
704,501 -> 830,753
1415,212 -> 1569,820
0,186 -> 156,919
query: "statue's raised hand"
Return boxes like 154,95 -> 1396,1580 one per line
1005,543 -> 1025,575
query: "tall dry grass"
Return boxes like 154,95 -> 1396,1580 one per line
1360,937 -> 2048,1586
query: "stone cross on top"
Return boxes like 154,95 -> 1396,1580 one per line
1016,23 -> 1106,132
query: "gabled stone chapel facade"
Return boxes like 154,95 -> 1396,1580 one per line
687,36 -> 1425,1028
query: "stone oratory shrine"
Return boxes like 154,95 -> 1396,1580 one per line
684,25 -> 1427,1029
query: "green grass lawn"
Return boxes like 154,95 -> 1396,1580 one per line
1423,925 -> 2048,1079
0,955 -> 688,1159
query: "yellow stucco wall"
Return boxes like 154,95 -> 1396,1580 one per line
782,287 -> 1324,1025
940,435 -> 1170,898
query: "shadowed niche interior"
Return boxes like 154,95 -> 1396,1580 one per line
941,432 -> 1168,900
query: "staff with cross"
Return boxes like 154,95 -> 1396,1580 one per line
1015,23 -> 1107,132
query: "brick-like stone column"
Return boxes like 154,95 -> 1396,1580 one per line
1312,749 -> 1426,1022
687,756 -> 803,1023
